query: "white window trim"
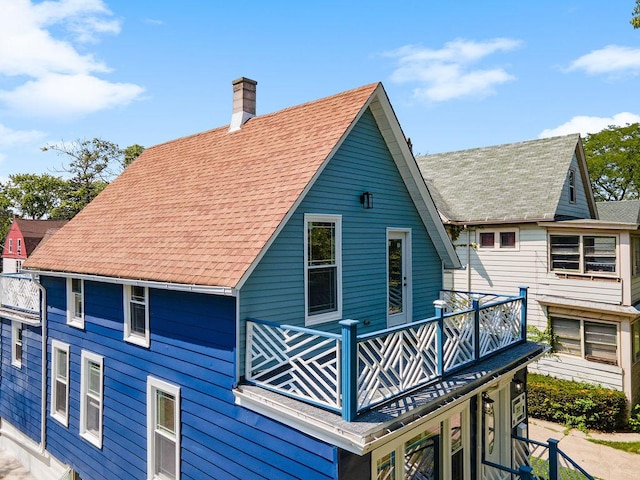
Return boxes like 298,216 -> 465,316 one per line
124,285 -> 150,348
147,376 -> 181,480
11,321 -> 22,368
549,233 -> 618,276
66,278 -> 85,329
476,228 -> 520,251
304,214 -> 342,326
568,168 -> 577,204
8,238 -> 12,253
80,350 -> 103,448
51,340 -> 70,427
16,238 -> 21,255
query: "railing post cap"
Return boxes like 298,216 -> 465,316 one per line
518,285 -> 529,291
548,437 -> 560,445
339,319 -> 359,327
433,300 -> 447,307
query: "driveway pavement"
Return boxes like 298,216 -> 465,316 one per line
529,418 -> 640,479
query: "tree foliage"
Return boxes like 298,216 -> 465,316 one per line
42,138 -> 123,218
583,123 -> 640,201
123,144 -> 145,168
4,173 -> 68,219
633,0 -> 640,28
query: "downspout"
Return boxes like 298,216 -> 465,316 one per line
31,274 -> 47,454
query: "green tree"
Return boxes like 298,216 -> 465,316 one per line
42,138 -> 123,219
632,0 -> 640,28
583,123 -> 640,201
122,144 -> 145,168
0,185 -> 15,242
4,173 -> 68,219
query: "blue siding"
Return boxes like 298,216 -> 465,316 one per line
241,107 -> 442,334
0,318 -> 42,443
43,276 -> 338,480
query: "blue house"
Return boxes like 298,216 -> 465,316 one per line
0,79 -> 585,479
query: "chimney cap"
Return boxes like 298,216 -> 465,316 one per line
232,77 -> 257,87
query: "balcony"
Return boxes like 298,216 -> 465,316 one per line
0,273 -> 41,324
245,287 -> 528,421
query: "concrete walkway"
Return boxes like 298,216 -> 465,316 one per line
529,418 -> 640,479
0,450 -> 36,480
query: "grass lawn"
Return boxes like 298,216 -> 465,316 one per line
587,439 -> 640,455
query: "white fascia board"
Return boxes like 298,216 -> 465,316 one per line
23,269 -> 237,297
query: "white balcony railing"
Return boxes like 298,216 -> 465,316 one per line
0,273 -> 41,314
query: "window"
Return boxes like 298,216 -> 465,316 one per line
633,237 -> 640,276
477,229 -> 518,249
80,350 -> 103,448
552,316 -> 618,365
550,234 -> 617,274
51,340 -> 70,426
17,238 -> 21,255
479,232 -> 495,248
124,285 -> 150,347
632,321 -> 640,364
8,239 -> 12,253
304,214 -> 342,325
66,278 -> 84,328
147,377 -> 180,480
16,260 -> 22,272
12,321 -> 23,367
568,169 -> 576,203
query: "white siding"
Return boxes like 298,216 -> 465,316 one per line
530,355 -> 623,391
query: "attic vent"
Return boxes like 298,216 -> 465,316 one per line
229,77 -> 257,132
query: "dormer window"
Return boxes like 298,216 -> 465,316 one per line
8,239 -> 12,253
568,169 -> 576,204
17,238 -> 21,255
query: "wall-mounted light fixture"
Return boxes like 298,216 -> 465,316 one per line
513,379 -> 524,393
482,392 -> 495,415
360,192 -> 373,209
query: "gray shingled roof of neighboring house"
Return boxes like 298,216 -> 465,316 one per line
596,200 -> 640,224
416,134 -> 581,224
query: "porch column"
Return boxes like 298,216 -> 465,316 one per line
340,320 -> 359,421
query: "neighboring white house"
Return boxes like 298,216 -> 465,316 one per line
417,134 -> 640,406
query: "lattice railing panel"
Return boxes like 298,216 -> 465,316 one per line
246,321 -> 340,409
443,311 -> 474,371
0,275 -> 40,313
557,450 -> 594,480
440,290 -> 513,312
357,321 -> 439,409
513,437 -> 548,479
479,299 -> 522,357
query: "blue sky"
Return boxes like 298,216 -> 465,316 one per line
0,0 -> 639,178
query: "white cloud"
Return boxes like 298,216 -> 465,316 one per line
539,112 -> 640,138
0,0 -> 143,117
567,45 -> 640,76
0,124 -> 46,147
385,38 -> 522,102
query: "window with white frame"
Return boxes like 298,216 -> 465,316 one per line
633,237 -> 640,277
549,234 -> 617,274
124,285 -> 150,347
304,214 -> 342,325
551,316 -> 618,365
51,340 -> 70,426
8,239 -> 12,253
16,238 -> 21,254
80,350 -> 103,448
16,260 -> 22,272
477,229 -> 518,249
66,278 -> 84,328
632,321 -> 640,364
147,377 -> 180,480
12,321 -> 23,367
568,168 -> 576,203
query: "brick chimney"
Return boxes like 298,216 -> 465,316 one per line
229,77 -> 257,132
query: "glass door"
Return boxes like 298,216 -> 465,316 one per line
388,230 -> 411,327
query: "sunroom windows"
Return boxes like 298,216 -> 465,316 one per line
551,316 -> 618,365
147,377 -> 180,480
304,214 -> 342,325
549,234 -> 617,274
124,285 -> 150,347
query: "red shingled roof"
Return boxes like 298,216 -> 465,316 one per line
24,83 -> 380,287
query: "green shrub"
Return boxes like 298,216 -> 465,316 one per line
629,404 -> 640,433
527,373 -> 627,432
